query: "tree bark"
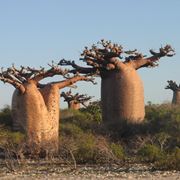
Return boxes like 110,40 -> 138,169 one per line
101,66 -> 145,124
68,101 -> 80,110
11,82 -> 60,154
23,82 -> 49,153
39,84 -> 60,154
11,75 -> 91,155
172,91 -> 180,105
12,89 -> 26,132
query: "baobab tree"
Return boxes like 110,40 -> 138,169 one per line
61,89 -> 93,110
59,40 -> 175,124
165,80 -> 180,105
0,62 -> 95,154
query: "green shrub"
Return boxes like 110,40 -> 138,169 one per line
110,143 -> 125,159
61,123 -> 84,137
154,132 -> 170,150
60,103 -> 180,165
72,112 -> 94,130
145,104 -> 180,133
0,127 -> 9,145
0,105 -> 12,126
61,109 -> 100,132
81,101 -> 102,124
0,102 -> 178,167
155,147 -> 180,170
60,133 -> 123,164
73,133 -> 96,163
8,131 -> 25,144
60,109 -> 76,119
138,144 -> 164,162
144,104 -> 180,152
0,126 -> 25,145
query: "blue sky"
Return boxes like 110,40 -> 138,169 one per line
0,0 -> 180,108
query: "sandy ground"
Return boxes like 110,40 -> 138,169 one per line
0,163 -> 179,179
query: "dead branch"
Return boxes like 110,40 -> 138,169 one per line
69,150 -> 77,170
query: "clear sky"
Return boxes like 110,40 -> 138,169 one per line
0,0 -> 180,109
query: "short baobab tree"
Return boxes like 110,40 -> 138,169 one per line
0,62 -> 95,154
59,40 -> 175,124
165,80 -> 180,105
61,89 -> 93,110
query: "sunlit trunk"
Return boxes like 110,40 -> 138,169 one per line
40,85 -> 60,154
172,91 -> 180,105
11,82 -> 60,154
68,101 -> 80,110
101,67 -> 145,124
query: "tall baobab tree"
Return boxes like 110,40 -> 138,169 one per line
61,89 -> 93,110
59,40 -> 175,124
0,62 -> 95,154
165,80 -> 180,105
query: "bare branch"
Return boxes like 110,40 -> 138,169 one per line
61,89 -> 93,106
0,73 -> 25,93
23,61 -> 70,82
58,59 -> 99,75
80,39 -> 124,71
150,45 -> 175,58
0,63 -> 71,92
132,45 -> 175,69
80,40 -> 175,71
3,63 -> 70,83
165,80 -> 180,91
124,51 -> 146,62
54,74 -> 96,89
124,49 -> 137,55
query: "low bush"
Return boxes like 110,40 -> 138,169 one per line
61,109 -> 101,133
0,125 -> 25,145
0,105 -> 12,126
73,133 -> 96,163
110,143 -> 125,159
60,133 -> 124,164
155,147 -> 180,170
81,101 -> 102,124
138,144 -> 164,162
0,103 -> 179,170
61,123 -> 84,137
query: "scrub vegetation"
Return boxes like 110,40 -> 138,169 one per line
0,102 -> 179,170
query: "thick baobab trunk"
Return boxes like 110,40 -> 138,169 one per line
20,82 -> 49,153
40,85 -> 60,154
172,91 -> 180,105
68,101 -> 80,110
12,89 -> 26,131
101,67 -> 145,124
11,82 -> 60,154
11,75 -> 92,155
